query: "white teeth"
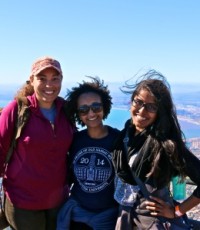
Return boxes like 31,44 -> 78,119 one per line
45,91 -> 53,94
88,117 -> 97,121
137,115 -> 146,121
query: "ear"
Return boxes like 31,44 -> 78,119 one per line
29,75 -> 34,86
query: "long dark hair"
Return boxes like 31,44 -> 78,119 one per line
122,69 -> 187,185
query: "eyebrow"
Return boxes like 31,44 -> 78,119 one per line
36,74 -> 61,77
134,97 -> 156,104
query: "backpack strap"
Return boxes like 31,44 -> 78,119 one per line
123,130 -> 150,199
5,97 -> 30,164
15,97 -> 30,140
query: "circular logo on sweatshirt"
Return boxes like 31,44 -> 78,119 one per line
73,147 -> 113,193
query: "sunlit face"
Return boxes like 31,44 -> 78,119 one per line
30,67 -> 62,108
77,92 -> 104,129
130,89 -> 158,134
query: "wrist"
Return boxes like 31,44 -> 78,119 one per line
175,205 -> 184,217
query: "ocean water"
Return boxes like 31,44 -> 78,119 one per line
1,99 -> 200,139
105,108 -> 130,130
0,99 -> 12,107
105,108 -> 200,139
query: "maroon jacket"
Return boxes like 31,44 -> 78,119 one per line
0,94 -> 74,209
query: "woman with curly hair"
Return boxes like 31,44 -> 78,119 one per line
57,77 -> 120,230
112,69 -> 200,229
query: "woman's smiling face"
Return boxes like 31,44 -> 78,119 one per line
130,89 -> 158,134
30,67 -> 62,108
77,92 -> 104,129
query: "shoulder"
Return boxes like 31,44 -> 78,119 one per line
70,129 -> 88,149
0,100 -> 18,130
74,129 -> 87,138
106,126 -> 120,139
56,96 -> 65,103
108,125 -> 120,132
0,100 -> 18,117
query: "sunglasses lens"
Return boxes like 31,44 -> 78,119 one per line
78,106 -> 90,115
78,103 -> 103,115
90,103 -> 103,113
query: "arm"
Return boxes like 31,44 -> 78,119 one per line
178,195 -> 200,216
144,194 -> 200,219
173,148 -> 200,216
0,100 -> 18,174
183,148 -> 200,198
145,148 -> 200,219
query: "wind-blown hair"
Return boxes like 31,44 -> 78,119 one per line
65,76 -> 112,127
14,81 -> 34,100
122,69 -> 187,184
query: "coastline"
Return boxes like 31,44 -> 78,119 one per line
178,116 -> 200,126
1,101 -> 200,138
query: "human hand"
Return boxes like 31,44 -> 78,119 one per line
144,196 -> 175,219
135,197 -> 151,215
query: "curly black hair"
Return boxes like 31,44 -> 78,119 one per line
65,76 -> 112,127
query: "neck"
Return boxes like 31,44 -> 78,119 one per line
38,100 -> 55,109
87,125 -> 108,139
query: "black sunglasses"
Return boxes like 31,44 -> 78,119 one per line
132,99 -> 158,113
77,102 -> 103,115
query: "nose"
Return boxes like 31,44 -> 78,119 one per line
45,80 -> 53,87
138,106 -> 146,113
87,108 -> 95,115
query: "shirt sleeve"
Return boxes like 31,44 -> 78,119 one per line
183,148 -> 200,198
0,100 -> 18,174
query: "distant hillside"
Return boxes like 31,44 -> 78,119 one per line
106,82 -> 200,125
1,82 -> 200,109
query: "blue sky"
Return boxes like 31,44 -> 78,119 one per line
1,0 -> 200,86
